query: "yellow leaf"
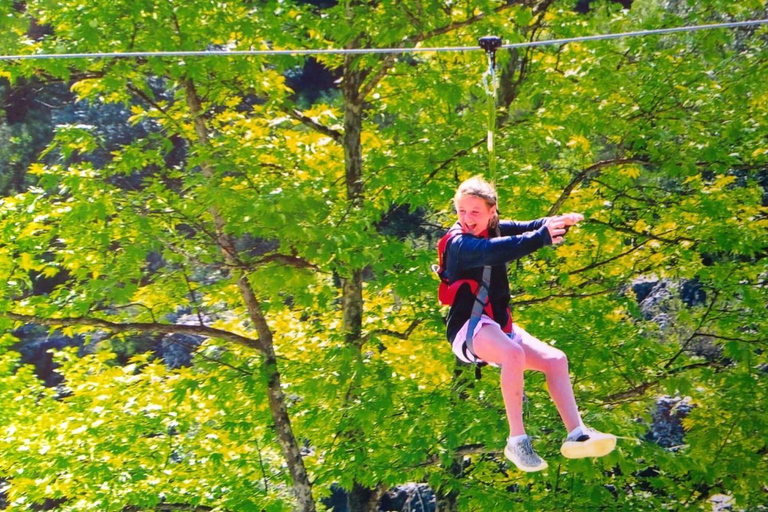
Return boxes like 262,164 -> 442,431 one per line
19,253 -> 36,271
566,135 -> 590,152
620,166 -> 641,179
41,266 -> 59,278
683,174 -> 701,185
27,163 -> 46,176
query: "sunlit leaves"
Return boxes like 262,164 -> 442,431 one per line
0,0 -> 767,509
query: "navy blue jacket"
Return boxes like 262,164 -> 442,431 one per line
442,219 -> 552,343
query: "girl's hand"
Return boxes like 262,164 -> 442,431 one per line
558,213 -> 585,226
545,217 -> 567,244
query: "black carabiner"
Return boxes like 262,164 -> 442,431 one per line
478,36 -> 503,69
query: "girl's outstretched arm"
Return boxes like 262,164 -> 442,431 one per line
444,227 -> 552,274
499,218 -> 549,236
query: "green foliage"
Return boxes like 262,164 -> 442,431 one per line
0,0 -> 767,510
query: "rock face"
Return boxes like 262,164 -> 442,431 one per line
633,279 -> 701,449
380,484 -> 436,512
646,395 -> 693,450
634,277 -> 679,333
633,276 -> 707,322
159,312 -> 207,369
10,311 -> 206,386
323,484 -> 436,512
709,494 -> 734,511
11,324 -> 95,387
632,276 -> 721,361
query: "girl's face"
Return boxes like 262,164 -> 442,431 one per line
456,194 -> 496,236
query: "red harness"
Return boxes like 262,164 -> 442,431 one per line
435,229 -> 512,333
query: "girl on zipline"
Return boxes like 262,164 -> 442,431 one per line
436,175 -> 616,472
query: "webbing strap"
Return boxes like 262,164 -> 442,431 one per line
480,40 -> 500,182
463,264 -> 492,362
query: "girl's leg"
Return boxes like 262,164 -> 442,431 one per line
472,322 -> 527,436
515,325 -> 582,433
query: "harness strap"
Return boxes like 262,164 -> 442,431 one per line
480,37 -> 500,183
463,264 -> 492,362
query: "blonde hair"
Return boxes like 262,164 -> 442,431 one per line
454,175 -> 500,232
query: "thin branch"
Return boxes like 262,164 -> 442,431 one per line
569,237 -> 655,275
547,158 -> 647,216
602,361 -> 720,404
692,332 -> 766,345
4,312 -> 263,353
415,443 -> 500,469
251,253 -> 321,272
182,266 -> 206,326
513,288 -> 616,306
362,319 -> 422,343
359,53 -> 398,101
587,218 -> 696,245
664,289 -> 720,370
424,136 -> 486,184
167,333 -> 254,376
254,436 -> 270,494
93,302 -> 158,323
421,3 -> 520,42
285,108 -> 342,142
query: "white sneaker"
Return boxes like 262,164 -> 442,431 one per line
560,426 -> 616,459
504,435 -> 548,472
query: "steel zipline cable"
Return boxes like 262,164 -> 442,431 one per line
0,18 -> 766,61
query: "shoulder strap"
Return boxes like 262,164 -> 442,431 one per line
434,227 -> 461,279
463,264 -> 492,362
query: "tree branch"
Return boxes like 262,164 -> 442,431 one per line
602,361 -> 721,404
362,319 -> 422,343
420,3 -> 521,42
416,443 -> 501,468
547,158 -> 647,216
692,332 -> 766,345
3,312 -> 263,352
569,237 -> 655,275
251,253 -> 321,272
513,288 -> 615,306
424,136 -> 486,184
285,108 -> 342,142
587,218 -> 696,245
664,289 -> 720,370
359,53 -> 398,102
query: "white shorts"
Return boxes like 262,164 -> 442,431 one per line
452,315 -> 523,364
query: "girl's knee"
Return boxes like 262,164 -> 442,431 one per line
545,349 -> 569,374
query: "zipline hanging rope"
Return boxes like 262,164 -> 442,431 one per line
0,19 -> 766,60
479,36 -> 502,183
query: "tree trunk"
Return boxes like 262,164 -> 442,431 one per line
339,53 -> 378,511
341,58 -> 365,345
434,364 -> 474,511
183,78 -> 316,512
435,459 -> 462,512
347,483 -> 374,512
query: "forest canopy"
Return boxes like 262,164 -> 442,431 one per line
0,0 -> 767,510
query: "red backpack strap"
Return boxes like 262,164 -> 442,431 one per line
435,229 -> 458,279
436,228 -> 471,306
